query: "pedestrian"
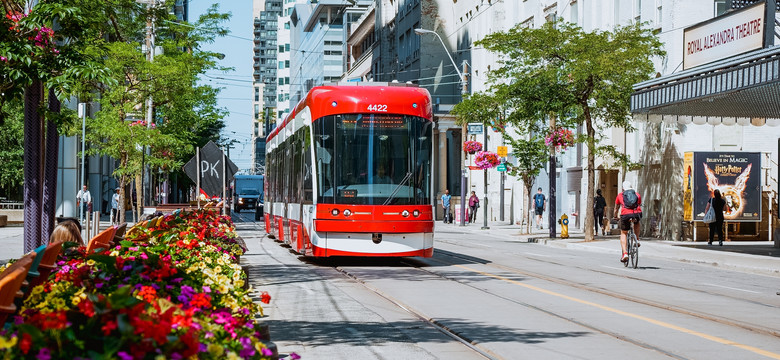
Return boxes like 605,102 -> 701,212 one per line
441,189 -> 452,223
594,189 -> 607,236
76,185 -> 92,222
613,181 -> 642,263
468,191 -> 479,223
533,187 -> 546,229
111,187 -> 121,225
704,189 -> 729,246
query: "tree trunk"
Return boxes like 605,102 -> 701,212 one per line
526,185 -> 533,234
119,179 -> 126,224
135,172 -> 143,220
41,89 -> 60,242
23,81 -> 44,253
583,105 -> 596,242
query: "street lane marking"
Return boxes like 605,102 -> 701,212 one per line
455,264 -> 780,360
601,265 -> 632,272
702,283 -> 761,294
524,252 -> 553,257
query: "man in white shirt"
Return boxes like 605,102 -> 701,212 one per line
76,185 -> 92,222
111,187 -> 121,225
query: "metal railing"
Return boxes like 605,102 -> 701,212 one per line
0,202 -> 24,210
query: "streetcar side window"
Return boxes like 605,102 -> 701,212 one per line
303,125 -> 314,203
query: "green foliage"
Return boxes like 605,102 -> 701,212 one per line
472,19 -> 664,238
0,98 -> 24,192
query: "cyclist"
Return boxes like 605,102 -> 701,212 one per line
613,180 -> 642,263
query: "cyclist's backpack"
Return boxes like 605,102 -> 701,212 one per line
622,190 -> 639,209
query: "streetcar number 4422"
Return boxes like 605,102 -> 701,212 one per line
367,104 -> 388,112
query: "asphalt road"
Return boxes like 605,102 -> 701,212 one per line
232,212 -> 780,360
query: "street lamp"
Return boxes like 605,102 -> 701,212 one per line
414,28 -> 473,227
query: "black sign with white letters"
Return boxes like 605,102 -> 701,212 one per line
183,141 -> 239,197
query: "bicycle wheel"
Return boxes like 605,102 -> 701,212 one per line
629,232 -> 639,269
623,236 -> 631,267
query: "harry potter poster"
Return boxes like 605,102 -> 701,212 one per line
693,152 -> 760,222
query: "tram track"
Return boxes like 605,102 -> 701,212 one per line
432,239 -> 780,339
232,213 -> 777,358
231,212 -> 497,360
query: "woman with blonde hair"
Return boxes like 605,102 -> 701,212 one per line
50,220 -> 83,246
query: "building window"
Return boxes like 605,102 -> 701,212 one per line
279,45 -> 284,53
521,16 -> 534,28
285,77 -> 290,84
570,0 -> 578,24
544,4 -> 557,23
655,0 -> 662,27
614,0 -> 620,25
633,0 -> 641,23
285,22 -> 290,29
279,61 -> 284,69
285,44 -> 290,51
285,60 -> 290,67
714,0 -> 727,16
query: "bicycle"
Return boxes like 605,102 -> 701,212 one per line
624,217 -> 639,269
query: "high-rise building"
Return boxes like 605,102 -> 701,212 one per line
252,0 -> 283,174
289,0 -> 371,107
172,0 -> 188,21
276,0 -> 306,125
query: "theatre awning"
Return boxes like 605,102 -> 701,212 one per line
631,46 -> 780,126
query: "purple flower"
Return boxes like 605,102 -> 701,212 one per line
202,286 -> 211,293
117,352 -> 133,360
199,343 -> 208,352
170,278 -> 183,283
261,348 -> 274,356
122,265 -> 133,272
290,353 -> 301,360
36,347 -> 51,360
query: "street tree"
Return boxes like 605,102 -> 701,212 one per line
1,0 -> 146,250
474,20 -> 664,240
453,87 -> 550,234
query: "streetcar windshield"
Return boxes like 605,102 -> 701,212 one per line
314,114 -> 432,205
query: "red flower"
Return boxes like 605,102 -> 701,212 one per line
137,286 -> 157,303
19,333 -> 31,354
78,299 -> 96,317
190,293 -> 211,309
102,320 -> 117,335
260,291 -> 271,304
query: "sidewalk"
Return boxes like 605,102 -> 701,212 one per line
436,220 -> 780,277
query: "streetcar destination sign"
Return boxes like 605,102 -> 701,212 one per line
683,2 -> 766,70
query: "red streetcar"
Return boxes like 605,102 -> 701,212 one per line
264,83 -> 434,257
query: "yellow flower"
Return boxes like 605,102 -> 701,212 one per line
110,250 -> 119,256
155,356 -> 166,360
207,343 -> 224,356
226,352 -> 241,360
86,259 -> 96,266
0,335 -> 17,350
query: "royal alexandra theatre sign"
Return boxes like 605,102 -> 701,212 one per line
683,2 -> 767,70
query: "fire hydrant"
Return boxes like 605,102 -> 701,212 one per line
558,213 -> 569,239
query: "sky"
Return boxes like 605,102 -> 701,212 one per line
189,1 -> 254,171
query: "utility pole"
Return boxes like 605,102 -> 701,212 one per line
549,113 -> 557,238
460,60 -> 469,226
143,0 -> 156,209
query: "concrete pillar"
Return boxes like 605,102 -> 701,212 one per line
437,130 -> 448,219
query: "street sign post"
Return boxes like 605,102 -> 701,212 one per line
468,123 -> 483,134
497,146 -> 508,157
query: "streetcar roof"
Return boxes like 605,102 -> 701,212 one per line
266,84 -> 432,143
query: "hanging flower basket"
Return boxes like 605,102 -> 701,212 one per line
474,151 -> 501,169
545,127 -> 575,152
463,140 -> 482,154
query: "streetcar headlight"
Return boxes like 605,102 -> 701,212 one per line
401,210 -> 410,217
331,101 -> 338,107
343,209 -> 352,217
412,103 -> 418,108
412,210 -> 420,217
331,209 -> 340,216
